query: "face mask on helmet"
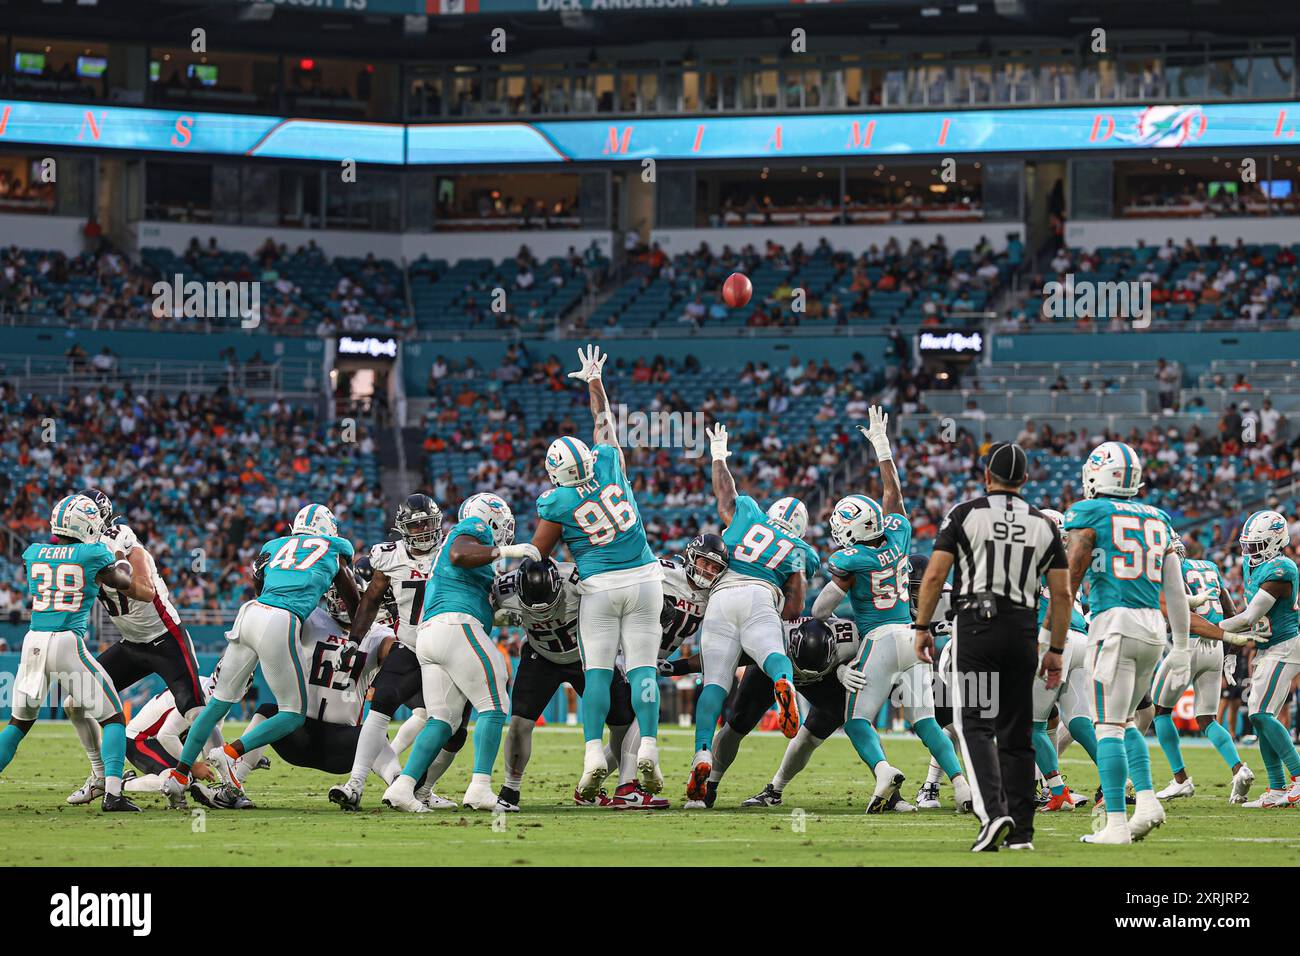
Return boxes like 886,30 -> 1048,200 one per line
684,533 -> 729,590
518,558 -> 563,613
788,619 -> 836,682
395,495 -> 442,553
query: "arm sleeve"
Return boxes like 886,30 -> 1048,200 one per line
1220,588 -> 1277,632
933,504 -> 964,554
1162,555 -> 1191,651
811,580 -> 847,620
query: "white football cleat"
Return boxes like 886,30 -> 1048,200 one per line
462,779 -> 498,811
1156,777 -> 1195,800
952,774 -> 974,814
636,738 -> 664,795
1080,820 -> 1133,845
207,745 -> 243,792
888,797 -> 918,813
421,790 -> 459,810
328,782 -> 362,812
1242,788 -> 1288,808
577,749 -> 610,802
914,783 -> 941,810
67,775 -> 105,805
1287,776 -> 1300,806
1128,792 -> 1166,842
159,769 -> 189,810
381,778 -> 428,813
683,799 -> 708,810
1229,765 -> 1255,804
865,762 -> 904,814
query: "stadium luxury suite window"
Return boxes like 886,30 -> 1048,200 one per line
6,37 -> 110,102
844,163 -> 986,225
0,153 -> 90,217
430,173 -> 583,232
1111,156 -> 1277,220
147,48 -> 278,113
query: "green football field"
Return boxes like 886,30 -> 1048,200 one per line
1,722 -> 1295,867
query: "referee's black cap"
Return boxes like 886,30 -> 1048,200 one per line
983,442 -> 1028,485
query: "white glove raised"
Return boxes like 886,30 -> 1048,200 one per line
856,405 -> 892,461
836,663 -> 867,693
1163,647 -> 1192,691
706,423 -> 730,462
497,543 -> 541,563
567,343 -> 607,384
1187,588 -> 1218,613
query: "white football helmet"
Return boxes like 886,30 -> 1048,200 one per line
830,494 -> 885,547
1040,507 -> 1067,546
545,436 -> 596,487
766,496 -> 808,539
1081,441 -> 1144,499
460,493 -> 516,547
1240,510 -> 1288,566
50,494 -> 106,543
293,503 -> 339,538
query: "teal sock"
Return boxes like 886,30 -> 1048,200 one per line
179,698 -> 234,768
471,710 -> 506,776
1031,720 -> 1063,788
1153,713 -> 1185,776
401,719 -> 453,781
760,651 -> 794,686
101,722 -> 125,781
0,724 -> 26,774
1097,736 -> 1128,814
238,711 -> 305,752
844,717 -> 887,767
1067,716 -> 1099,763
914,716 -> 962,779
581,668 -> 614,743
1204,720 -> 1242,771
1252,713 -> 1300,778
626,665 -> 660,740
1124,725 -> 1153,792
694,684 -> 727,753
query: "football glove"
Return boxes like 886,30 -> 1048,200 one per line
567,343 -> 607,384
836,664 -> 867,693
1162,648 -> 1192,692
1187,588 -> 1218,613
706,423 -> 730,461
856,404 -> 892,462
497,543 -> 541,562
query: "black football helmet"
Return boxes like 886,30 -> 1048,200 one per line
354,554 -> 399,627
393,493 -> 443,553
518,557 -> 564,614
684,533 -> 729,590
324,564 -> 362,625
83,487 -> 115,524
788,618 -> 837,683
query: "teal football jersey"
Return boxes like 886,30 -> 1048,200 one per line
1245,555 -> 1299,646
723,495 -> 820,591
827,512 -> 913,633
1036,584 -> 1089,633
536,442 -> 655,582
1182,557 -> 1226,627
258,534 -> 355,622
423,518 -> 496,629
1063,497 -> 1175,614
23,540 -> 117,635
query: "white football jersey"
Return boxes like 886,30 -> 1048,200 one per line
127,674 -> 218,740
97,523 -> 185,645
659,557 -> 710,658
492,561 -> 582,665
783,615 -> 860,685
299,606 -> 391,726
367,539 -> 437,649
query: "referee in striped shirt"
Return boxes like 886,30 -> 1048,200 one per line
913,442 -> 1072,852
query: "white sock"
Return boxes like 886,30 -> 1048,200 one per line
105,775 -> 122,797
1107,810 -> 1127,828
469,771 -> 491,789
388,773 -> 414,796
425,747 -> 457,787
68,706 -> 104,778
235,746 -> 267,784
772,727 -> 823,792
925,756 -> 944,787
348,711 -> 393,789
391,709 -> 427,755
1055,721 -> 1074,756
585,738 -> 605,762
708,724 -> 742,784
619,724 -> 643,785
374,745 -> 401,785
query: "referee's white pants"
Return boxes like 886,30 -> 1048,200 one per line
577,579 -> 663,673
699,583 -> 785,692
216,601 -> 308,715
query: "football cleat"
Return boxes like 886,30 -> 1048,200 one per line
252,756 -> 271,772
462,780 -> 498,811
1094,785 -> 1136,806
497,786 -> 521,810
883,792 -> 917,813
1128,792 -> 1166,842
328,783 -> 362,812
683,799 -> 708,810
971,815 -> 1014,852
1004,841 -> 1035,851
1288,776 -> 1300,806
636,738 -> 665,795
101,792 -> 142,813
914,782 -> 941,810
577,749 -> 610,802
208,744 -> 244,792
423,791 -> 459,810
1040,788 -> 1079,812
495,796 -> 521,813
573,787 -> 612,808
685,749 -> 712,803
773,678 -> 801,739
1156,777 -> 1195,800
381,779 -> 428,813
1242,789 -> 1289,808
212,784 -> 255,810
866,764 -> 905,815
1066,790 -> 1089,808
1081,821 -> 1133,845
741,784 -> 784,808
610,781 -> 670,810
67,775 -> 105,805
160,769 -> 189,810
704,780 -> 718,809
1229,765 -> 1255,805
952,774 -> 973,814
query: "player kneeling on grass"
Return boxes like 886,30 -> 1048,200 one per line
383,493 -> 537,813
1217,511 -> 1300,808
160,503 -> 358,809
2,495 -> 140,812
